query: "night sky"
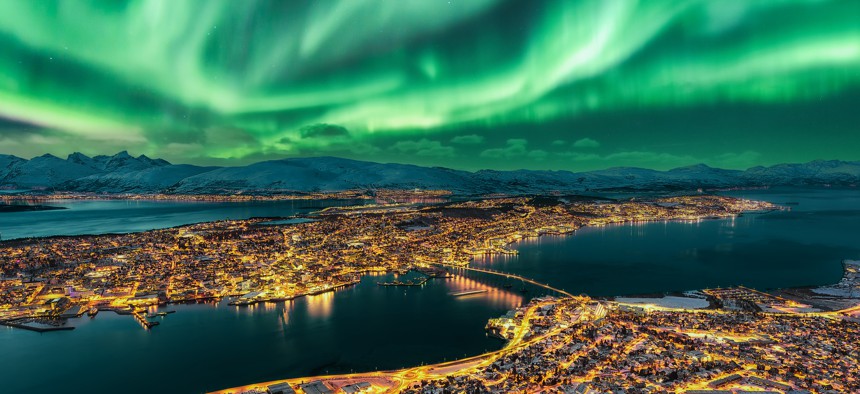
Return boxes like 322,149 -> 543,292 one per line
0,0 -> 858,170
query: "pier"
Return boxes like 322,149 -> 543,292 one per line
0,320 -> 75,332
131,309 -> 159,329
229,280 -> 360,306
377,277 -> 429,287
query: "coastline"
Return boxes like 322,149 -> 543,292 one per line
210,257 -> 860,394
0,204 -> 66,213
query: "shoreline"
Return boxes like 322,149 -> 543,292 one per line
0,204 -> 67,213
208,208 -> 860,394
0,320 -> 75,332
210,256 -> 860,394
0,197 -> 784,331
3,192 -> 857,392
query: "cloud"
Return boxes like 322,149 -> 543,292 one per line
709,150 -> 762,168
480,139 -> 547,160
527,150 -> 548,160
347,142 -> 382,155
450,134 -> 485,144
391,138 -> 455,157
572,137 -> 600,148
551,139 -> 566,146
299,123 -> 350,139
556,151 -> 601,161
480,139 -> 528,158
557,149 -> 765,170
602,151 -> 695,165
557,150 -> 695,166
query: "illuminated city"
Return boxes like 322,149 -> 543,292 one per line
4,194 -> 860,393
2,1 -> 860,393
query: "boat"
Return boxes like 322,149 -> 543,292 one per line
145,311 -> 175,318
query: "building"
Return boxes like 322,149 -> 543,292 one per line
341,382 -> 371,394
299,380 -> 334,394
266,382 -> 296,394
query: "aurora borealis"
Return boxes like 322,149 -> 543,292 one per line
0,0 -> 858,170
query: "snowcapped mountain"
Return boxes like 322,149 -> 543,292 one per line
742,160 -> 860,185
170,157 -> 477,194
0,152 -> 858,194
62,164 -> 216,193
0,153 -> 101,188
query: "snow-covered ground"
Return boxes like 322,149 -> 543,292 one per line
811,287 -> 859,297
614,296 -> 710,309
2,151 -> 859,193
811,260 -> 860,298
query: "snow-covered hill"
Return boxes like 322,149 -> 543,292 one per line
170,157 -> 477,194
0,154 -> 101,188
1,152 -> 858,194
62,164 -> 216,193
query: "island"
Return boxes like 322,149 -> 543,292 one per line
213,263 -> 860,394
0,203 -> 66,213
5,194 -> 858,393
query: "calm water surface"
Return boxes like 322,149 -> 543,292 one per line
474,188 -> 860,296
0,199 -> 369,239
0,272 -> 525,393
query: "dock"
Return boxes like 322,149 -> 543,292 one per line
145,310 -> 176,318
59,305 -> 86,318
132,309 -> 159,329
0,320 -> 75,333
229,280 -> 359,306
377,277 -> 429,287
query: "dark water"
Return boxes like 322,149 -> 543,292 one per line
473,187 -> 860,296
0,272 -> 525,394
0,199 -> 369,240
1,188 -> 857,393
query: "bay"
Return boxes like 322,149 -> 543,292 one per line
473,187 -> 860,296
0,199 -> 369,240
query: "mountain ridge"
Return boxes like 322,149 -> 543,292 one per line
1,152 -> 858,194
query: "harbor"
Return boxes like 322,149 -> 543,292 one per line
377,277 -> 429,287
228,280 -> 361,306
0,318 -> 75,332
377,267 -> 455,287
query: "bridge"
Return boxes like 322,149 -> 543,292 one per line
433,263 -> 575,298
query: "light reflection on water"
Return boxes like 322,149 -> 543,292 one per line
3,188 -> 856,393
0,271 -> 519,394
474,188 -> 860,297
306,291 -> 335,318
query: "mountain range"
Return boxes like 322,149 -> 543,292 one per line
1,151 -> 858,194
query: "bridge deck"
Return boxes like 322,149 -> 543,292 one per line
436,263 -> 574,298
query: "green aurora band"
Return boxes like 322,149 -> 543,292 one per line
0,0 -> 858,170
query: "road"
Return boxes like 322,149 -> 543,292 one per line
210,298 -> 589,394
437,263 -> 575,298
